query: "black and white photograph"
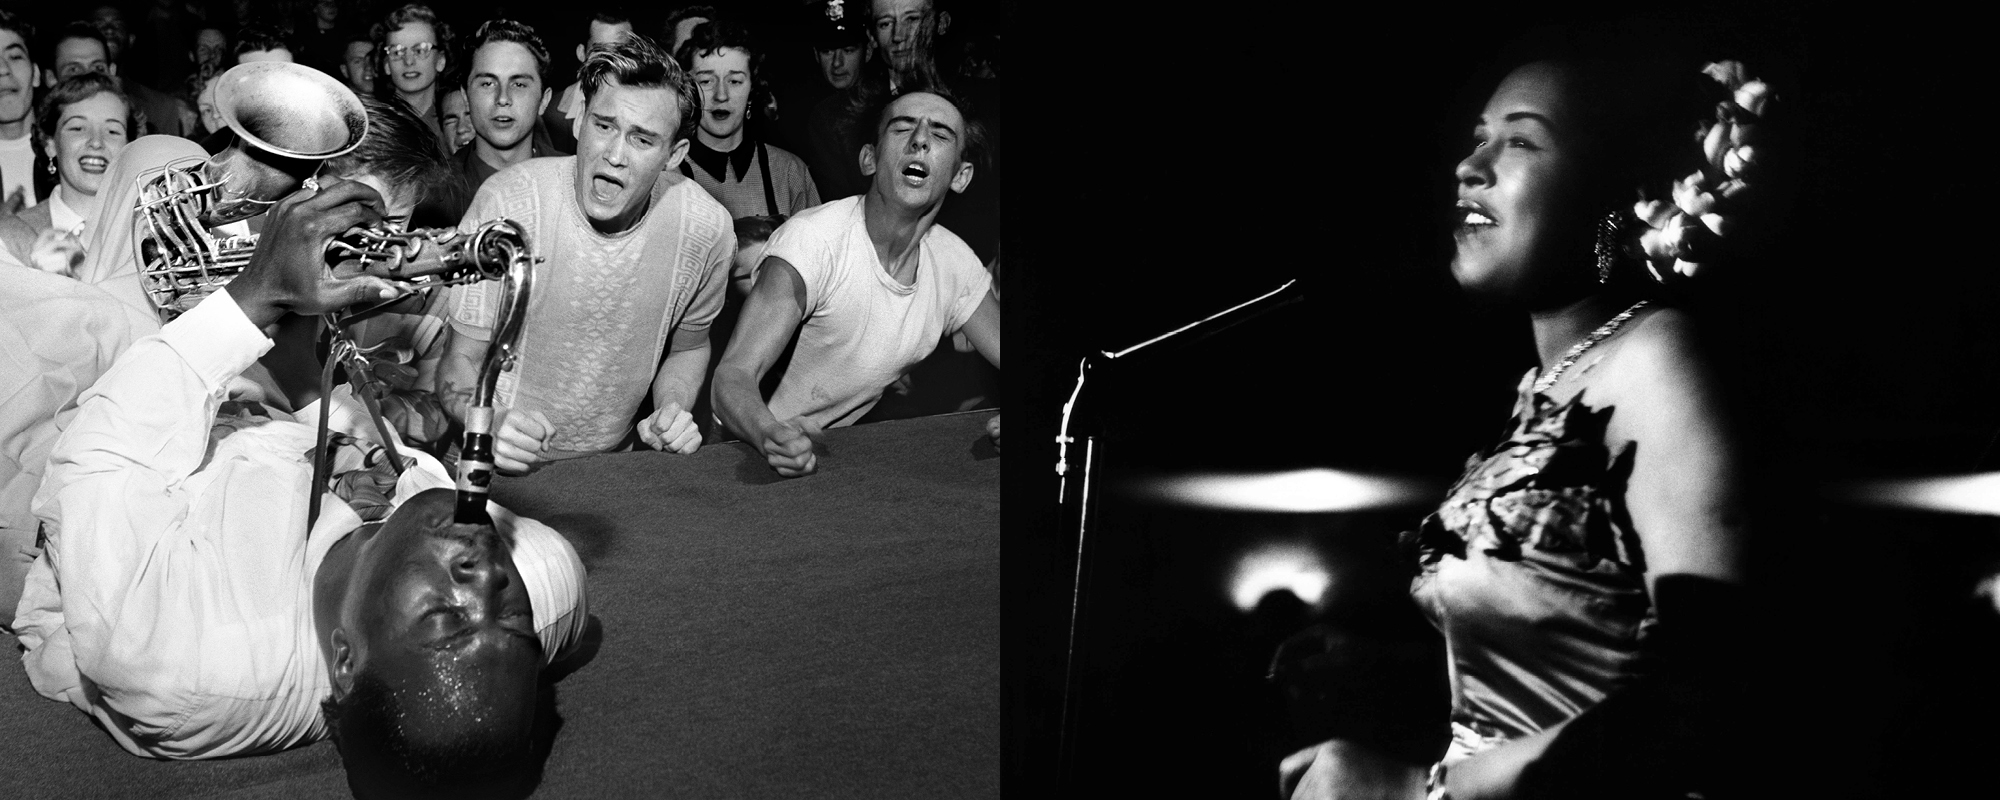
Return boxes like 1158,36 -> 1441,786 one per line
1008,3 -> 2000,799
2,1 -> 1998,799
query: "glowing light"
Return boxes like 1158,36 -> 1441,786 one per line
1229,544 -> 1332,612
1128,469 -> 1434,513
1829,472 -> 2000,516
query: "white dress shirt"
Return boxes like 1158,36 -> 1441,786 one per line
11,289 -> 588,760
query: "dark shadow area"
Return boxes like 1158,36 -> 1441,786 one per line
1006,3 -> 2000,798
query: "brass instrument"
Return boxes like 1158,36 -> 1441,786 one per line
442,221 -> 535,524
134,61 -> 368,321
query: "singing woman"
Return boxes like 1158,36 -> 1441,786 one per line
1280,41 -> 1771,800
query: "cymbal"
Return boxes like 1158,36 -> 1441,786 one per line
1121,469 -> 1439,513
1828,472 -> 2000,516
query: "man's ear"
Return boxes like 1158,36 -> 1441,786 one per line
858,143 -> 876,177
662,136 -> 691,172
431,52 -> 446,74
575,43 -> 584,63
330,628 -> 358,696
949,159 -> 973,194
538,87 -> 552,116
106,62 -> 118,78
937,11 -> 952,36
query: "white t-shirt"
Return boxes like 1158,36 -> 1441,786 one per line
763,196 -> 992,428
0,134 -> 36,209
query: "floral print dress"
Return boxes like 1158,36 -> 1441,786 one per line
1406,370 -> 1656,764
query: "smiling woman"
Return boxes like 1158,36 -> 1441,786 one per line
2,72 -> 132,274
1279,25 -> 1775,800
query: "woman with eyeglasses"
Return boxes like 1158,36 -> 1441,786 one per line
369,4 -> 454,154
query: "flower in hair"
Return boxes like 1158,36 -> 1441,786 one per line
1634,60 -> 1771,282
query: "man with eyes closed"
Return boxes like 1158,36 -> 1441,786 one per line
713,89 -> 998,477
440,35 -> 733,470
11,94 -> 586,796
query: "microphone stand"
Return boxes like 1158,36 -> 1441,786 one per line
1053,279 -> 1304,786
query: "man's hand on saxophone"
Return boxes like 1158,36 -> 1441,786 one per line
226,177 -> 414,330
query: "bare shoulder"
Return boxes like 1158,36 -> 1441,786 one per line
1592,305 -> 1739,452
1598,307 -> 1715,402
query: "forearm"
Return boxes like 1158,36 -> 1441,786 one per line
650,341 -> 711,413
713,362 -> 782,445
436,326 -> 491,424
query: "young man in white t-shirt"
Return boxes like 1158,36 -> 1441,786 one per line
714,89 -> 999,478
0,12 -> 42,211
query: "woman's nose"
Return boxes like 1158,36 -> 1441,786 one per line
1455,150 -> 1491,189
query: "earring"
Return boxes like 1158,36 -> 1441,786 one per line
45,159 -> 56,175
1594,209 -> 1622,284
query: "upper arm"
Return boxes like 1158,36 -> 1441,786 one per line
960,290 -> 999,368
716,256 -> 808,382
1603,311 -> 1747,589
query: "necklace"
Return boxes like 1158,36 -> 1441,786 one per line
1532,300 -> 1651,394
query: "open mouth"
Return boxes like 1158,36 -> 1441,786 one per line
1455,200 -> 1496,230
709,109 -> 731,120
490,115 -> 515,126
900,162 -> 929,185
78,155 -> 109,173
591,173 -> 624,200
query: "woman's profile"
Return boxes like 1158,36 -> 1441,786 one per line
1279,30 -> 1775,800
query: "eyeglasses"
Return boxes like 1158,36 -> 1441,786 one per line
382,42 -> 437,63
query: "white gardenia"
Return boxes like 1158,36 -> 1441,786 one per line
1633,60 -> 1771,283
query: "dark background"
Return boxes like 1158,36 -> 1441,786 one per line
1006,3 -> 2000,798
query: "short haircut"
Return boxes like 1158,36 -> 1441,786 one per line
321,670 -> 540,800
675,17 -> 767,121
871,86 -> 986,174
370,3 -> 453,71
233,24 -> 289,59
325,94 -> 463,213
733,214 -> 784,248
577,35 -> 698,145
590,6 -> 634,29
0,10 -> 33,50
36,71 -> 134,140
464,19 -> 550,88
48,21 -> 109,65
674,16 -> 758,74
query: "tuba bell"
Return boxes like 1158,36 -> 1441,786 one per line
132,61 -> 371,321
